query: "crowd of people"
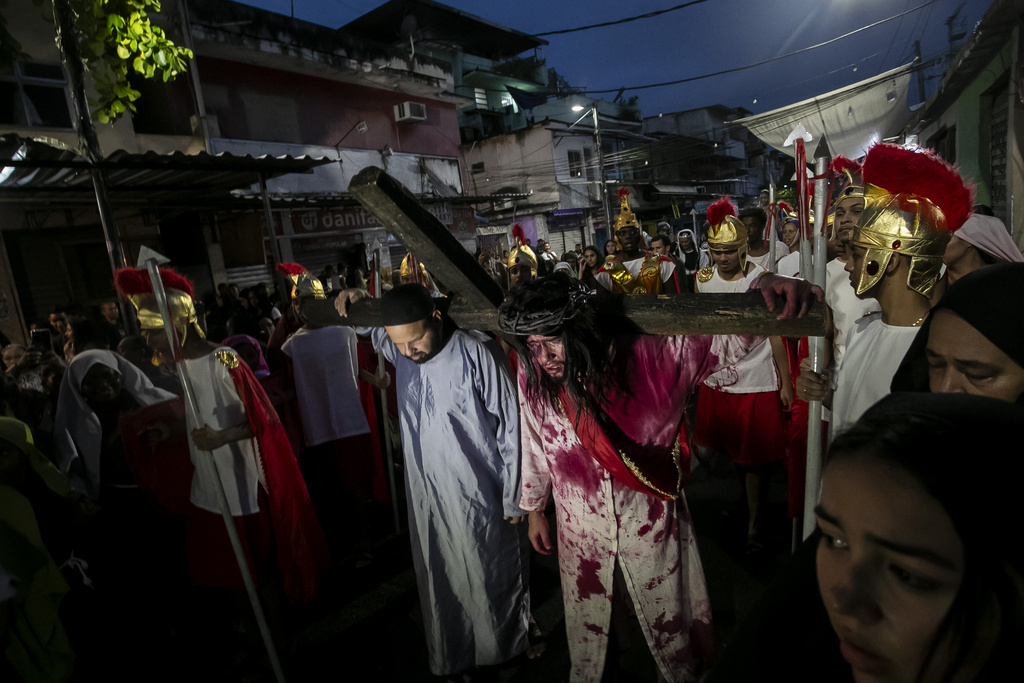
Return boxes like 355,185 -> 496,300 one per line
3,142 -> 1024,683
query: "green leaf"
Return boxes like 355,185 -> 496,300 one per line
116,44 -> 129,59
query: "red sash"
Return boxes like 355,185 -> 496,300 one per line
229,360 -> 331,604
557,388 -> 686,500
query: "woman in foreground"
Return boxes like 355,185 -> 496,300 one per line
708,392 -> 1024,682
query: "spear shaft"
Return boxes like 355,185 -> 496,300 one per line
143,259 -> 286,683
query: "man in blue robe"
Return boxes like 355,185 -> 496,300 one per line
337,284 -> 530,679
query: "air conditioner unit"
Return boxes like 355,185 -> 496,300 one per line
394,101 -> 427,122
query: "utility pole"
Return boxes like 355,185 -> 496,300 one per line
593,107 -> 613,231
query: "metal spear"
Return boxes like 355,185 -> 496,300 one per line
803,138 -> 832,540
137,246 -> 286,683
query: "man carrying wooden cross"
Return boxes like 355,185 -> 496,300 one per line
499,271 -> 819,683
334,283 -> 532,681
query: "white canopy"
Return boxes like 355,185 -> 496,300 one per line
739,64 -> 915,160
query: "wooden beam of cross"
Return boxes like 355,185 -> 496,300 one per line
300,166 -> 825,337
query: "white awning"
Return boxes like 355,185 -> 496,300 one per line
651,184 -> 698,195
738,64 -> 915,160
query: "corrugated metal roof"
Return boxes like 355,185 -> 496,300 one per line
0,134 -> 332,207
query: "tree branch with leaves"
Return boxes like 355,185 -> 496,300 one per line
51,0 -> 193,124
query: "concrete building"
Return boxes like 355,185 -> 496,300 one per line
0,0 -> 476,342
907,0 -> 1024,246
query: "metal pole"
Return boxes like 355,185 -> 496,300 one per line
768,181 -> 776,272
259,173 -> 289,308
374,249 -> 402,534
802,139 -> 831,540
143,259 -> 286,683
593,107 -> 612,231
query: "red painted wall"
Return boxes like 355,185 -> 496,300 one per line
199,56 -> 460,158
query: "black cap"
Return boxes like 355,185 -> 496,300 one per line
381,284 -> 436,326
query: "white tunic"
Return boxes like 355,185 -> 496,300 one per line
281,326 -> 369,446
696,264 -> 778,393
183,349 -> 265,516
519,333 -> 757,682
776,251 -> 801,278
831,313 -> 919,435
364,326 -> 529,676
746,242 -> 790,271
825,258 -> 880,370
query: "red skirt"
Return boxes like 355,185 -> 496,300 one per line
185,489 -> 273,590
695,385 -> 785,466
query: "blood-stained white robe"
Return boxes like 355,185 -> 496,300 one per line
519,333 -> 756,682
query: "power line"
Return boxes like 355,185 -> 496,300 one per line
577,0 -> 944,94
533,0 -> 711,37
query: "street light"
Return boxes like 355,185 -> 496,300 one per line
568,101 -> 612,230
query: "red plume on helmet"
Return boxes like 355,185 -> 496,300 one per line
861,143 -> 974,232
777,201 -> 794,214
707,196 -> 737,226
618,188 -> 630,198
830,155 -> 862,178
512,223 -> 526,246
275,262 -> 308,276
114,267 -> 195,299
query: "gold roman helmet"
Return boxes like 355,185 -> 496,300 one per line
851,143 -> 973,298
706,196 -> 748,270
830,156 -> 865,207
114,267 -> 205,345
276,263 -> 325,299
507,224 -> 538,278
399,254 -> 430,285
614,188 -> 641,232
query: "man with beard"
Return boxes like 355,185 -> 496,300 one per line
334,283 -> 531,681
595,190 -> 682,294
500,271 -> 820,682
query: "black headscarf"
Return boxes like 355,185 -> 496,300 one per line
890,262 -> 1024,394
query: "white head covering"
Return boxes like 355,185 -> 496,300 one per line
957,215 -> 1024,263
553,261 -> 575,276
53,349 -> 176,499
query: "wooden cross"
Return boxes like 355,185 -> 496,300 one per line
301,167 -> 824,337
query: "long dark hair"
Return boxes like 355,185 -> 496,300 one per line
501,273 -> 632,416
828,394 -> 1024,683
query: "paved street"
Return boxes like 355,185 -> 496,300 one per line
269,454 -> 798,682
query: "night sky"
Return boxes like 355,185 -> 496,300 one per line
242,0 -> 992,117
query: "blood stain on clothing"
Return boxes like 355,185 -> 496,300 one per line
653,612 -> 685,637
576,558 -> 605,600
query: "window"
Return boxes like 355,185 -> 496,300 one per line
0,62 -> 74,129
474,88 -> 487,109
568,150 -> 583,178
499,94 -> 518,113
471,162 -> 485,174
583,148 -> 596,181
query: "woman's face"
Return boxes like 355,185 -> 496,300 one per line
604,240 -> 617,255
816,453 -> 965,683
782,222 -> 799,247
679,234 -> 693,250
584,249 -> 600,268
927,309 -> 1024,401
79,364 -> 122,404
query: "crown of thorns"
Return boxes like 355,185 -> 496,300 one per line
498,279 -> 593,336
